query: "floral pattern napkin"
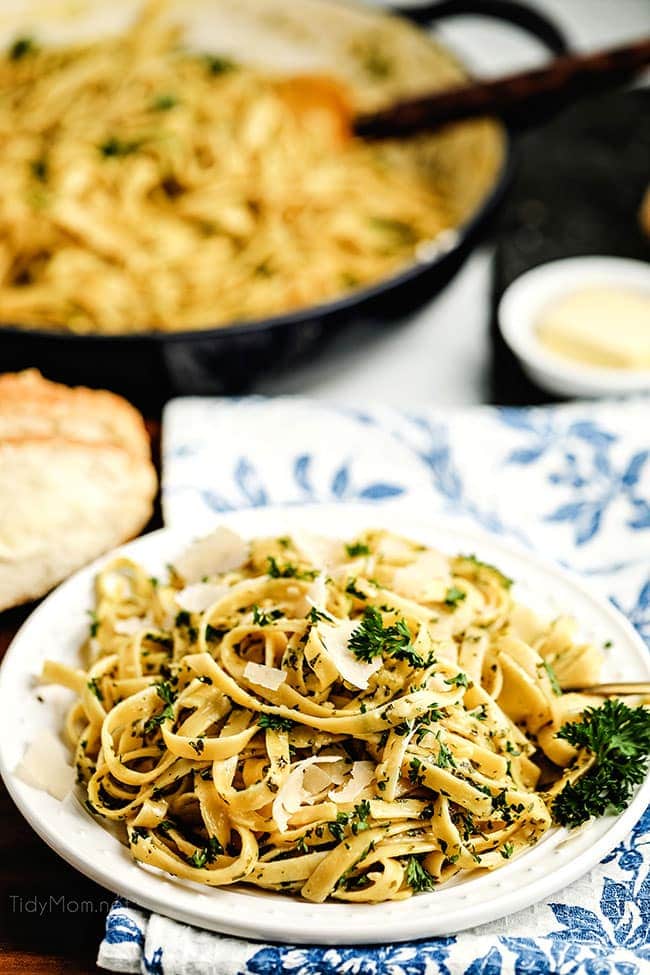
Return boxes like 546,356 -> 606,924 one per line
98,395 -> 650,975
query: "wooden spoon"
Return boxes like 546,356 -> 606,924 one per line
277,37 -> 650,144
355,35 -> 650,139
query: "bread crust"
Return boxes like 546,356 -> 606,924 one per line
0,370 -> 157,610
0,368 -> 150,459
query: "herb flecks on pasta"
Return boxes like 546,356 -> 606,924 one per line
43,526 -> 632,903
0,4 -> 455,334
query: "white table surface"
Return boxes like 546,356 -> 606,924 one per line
257,0 -> 650,407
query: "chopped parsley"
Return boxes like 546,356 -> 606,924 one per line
87,677 -> 103,702
500,842 -> 514,859
88,610 -> 99,638
435,742 -> 456,769
408,756 -> 424,785
345,579 -> 367,601
445,672 -> 470,690
189,836 -> 223,868
328,812 -> 349,842
405,855 -> 436,893
351,800 -> 371,835
552,700 -> 650,828
252,604 -> 283,626
266,556 -> 317,581
175,610 -> 191,627
204,53 -> 237,74
444,586 -> 466,608
345,541 -> 370,557
258,713 -> 294,732
9,36 -> 37,60
205,624 -> 225,643
99,136 -> 141,158
151,93 -> 178,111
542,660 -> 562,697
459,554 -> 513,590
30,158 -> 48,182
143,682 -> 176,735
308,605 -> 334,624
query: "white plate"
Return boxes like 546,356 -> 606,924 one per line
1,503 -> 649,945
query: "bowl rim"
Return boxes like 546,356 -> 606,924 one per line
498,255 -> 650,393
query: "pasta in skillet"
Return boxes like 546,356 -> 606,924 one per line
42,526 -> 606,903
0,1 -> 456,334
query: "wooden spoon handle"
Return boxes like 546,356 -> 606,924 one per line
354,36 -> 650,139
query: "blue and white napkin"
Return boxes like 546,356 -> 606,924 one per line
99,395 -> 650,975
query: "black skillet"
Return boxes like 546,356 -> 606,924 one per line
0,0 -> 568,410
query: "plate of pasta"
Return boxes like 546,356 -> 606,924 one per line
0,503 -> 649,945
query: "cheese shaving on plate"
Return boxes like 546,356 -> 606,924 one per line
272,756 -> 344,832
317,619 -> 382,689
243,661 -> 287,691
14,729 -> 75,800
174,527 -> 248,583
175,583 -> 228,613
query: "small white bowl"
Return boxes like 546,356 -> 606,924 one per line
498,256 -> 650,398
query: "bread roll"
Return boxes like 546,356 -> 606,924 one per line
0,370 -> 157,611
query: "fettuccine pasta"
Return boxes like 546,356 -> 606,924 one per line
42,526 -> 605,902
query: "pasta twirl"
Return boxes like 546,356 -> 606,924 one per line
43,527 -> 605,903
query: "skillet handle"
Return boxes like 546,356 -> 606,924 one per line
390,0 -> 569,57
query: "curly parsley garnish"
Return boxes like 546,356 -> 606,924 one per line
348,606 -> 422,666
552,700 -> 650,828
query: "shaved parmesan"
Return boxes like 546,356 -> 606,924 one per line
175,583 -> 228,613
318,619 -> 381,690
14,729 -> 75,800
302,764 -> 334,795
272,755 -> 342,832
291,531 -> 343,570
113,616 -> 151,635
392,551 -> 451,602
174,527 -> 248,583
306,572 -> 327,609
329,760 -> 374,803
243,661 -> 287,691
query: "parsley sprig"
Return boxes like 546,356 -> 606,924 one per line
552,700 -> 650,828
349,606 -> 432,668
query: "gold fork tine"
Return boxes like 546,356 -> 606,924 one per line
563,682 -> 650,696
